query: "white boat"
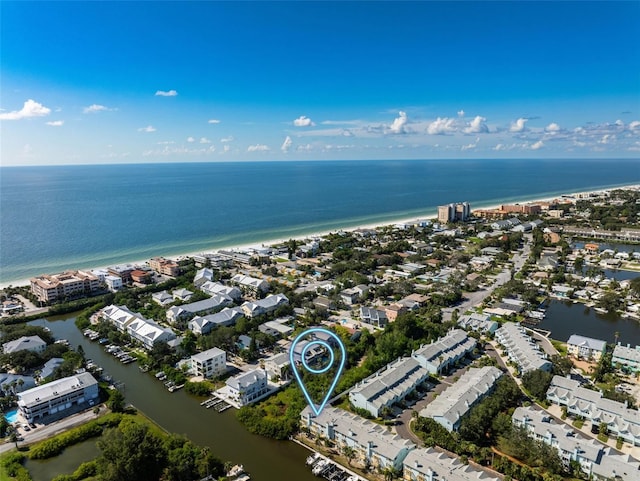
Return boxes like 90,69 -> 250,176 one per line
312,460 -> 328,475
226,464 -> 244,477
306,452 -> 321,465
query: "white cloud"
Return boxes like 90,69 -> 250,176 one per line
155,89 -> 178,97
464,116 -> 488,134
247,144 -> 270,152
530,140 -> 544,150
545,122 -> 561,132
457,110 -> 465,117
510,117 -> 528,132
427,117 -> 456,135
157,141 -> 175,145
187,136 -> 195,143
629,120 -> 640,130
281,136 -> 293,153
83,104 -> 114,114
223,145 -> 231,153
45,120 -> 64,127
220,136 -> 234,143
388,111 -> 408,134
138,125 -> 156,132
0,99 -> 51,120
293,116 -> 315,127
461,137 -> 480,150
208,119 -> 221,124
598,134 -> 615,144
200,137 -> 211,144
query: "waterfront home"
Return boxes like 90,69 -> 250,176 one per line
18,372 -> 99,424
457,312 -> 498,334
30,270 -> 101,303
188,307 -> 245,335
230,274 -> 269,294
101,305 -> 176,349
184,347 -> 226,379
152,290 -> 173,306
402,447 -> 501,481
513,405 -> 640,481
412,329 -> 476,375
537,253 -> 559,271
546,375 -> 640,446
199,281 -> 242,301
613,343 -> 640,373
263,352 -> 291,381
301,406 -> 415,472
349,356 -> 430,418
566,334 -> 607,361
166,295 -> 233,324
224,369 -> 269,407
3,335 -> 47,355
494,322 -> 552,374
419,367 -> 502,432
148,257 -> 180,277
193,267 -> 215,287
551,285 -> 572,298
359,306 -> 388,328
241,294 -> 289,318
104,275 -> 123,292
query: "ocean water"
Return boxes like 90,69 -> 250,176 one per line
1,159 -> 638,284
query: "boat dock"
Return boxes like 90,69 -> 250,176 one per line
200,395 -> 232,412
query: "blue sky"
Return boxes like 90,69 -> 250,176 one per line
1,1 -> 639,165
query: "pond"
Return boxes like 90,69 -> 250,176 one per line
25,438 -> 100,481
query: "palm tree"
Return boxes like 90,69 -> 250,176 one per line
381,466 -> 397,481
341,445 -> 355,466
9,431 -> 18,449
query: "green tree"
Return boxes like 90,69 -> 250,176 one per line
107,389 -> 125,413
341,445 -> 355,466
521,369 -> 553,401
97,420 -> 167,481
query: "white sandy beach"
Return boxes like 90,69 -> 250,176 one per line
2,185 -> 637,291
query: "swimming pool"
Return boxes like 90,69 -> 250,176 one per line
4,409 -> 18,424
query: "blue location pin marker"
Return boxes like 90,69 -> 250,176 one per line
289,327 -> 346,416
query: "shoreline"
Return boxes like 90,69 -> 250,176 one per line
2,183 -> 638,290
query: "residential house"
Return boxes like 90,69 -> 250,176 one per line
38,358 -> 64,382
100,305 -> 176,349
104,275 -> 123,292
0,374 -> 36,395
166,295 -> 233,324
3,336 -> 47,355
193,268 -> 215,288
349,356 -> 430,418
188,307 -> 244,335
566,335 -> 607,361
151,290 -> 173,306
185,347 -> 226,379
613,344 -> 640,373
18,372 -> 99,423
513,406 -> 640,481
495,322 -> 552,374
313,296 -> 335,310
457,312 -> 499,334
263,352 -> 291,382
172,288 -> 193,302
359,306 -> 388,328
258,320 -> 293,338
546,375 -> 640,446
385,304 -> 407,322
225,369 -> 269,407
301,406 -> 415,472
230,274 -> 270,294
419,367 -> 502,432
412,329 -> 476,375
199,281 -> 242,301
402,447 -> 501,481
241,294 -> 289,318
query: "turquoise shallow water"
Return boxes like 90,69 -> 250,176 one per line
1,159 -> 638,283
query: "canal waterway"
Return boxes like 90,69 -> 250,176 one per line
538,300 -> 640,346
28,314 -> 317,481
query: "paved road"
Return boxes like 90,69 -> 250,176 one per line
0,406 -> 105,454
